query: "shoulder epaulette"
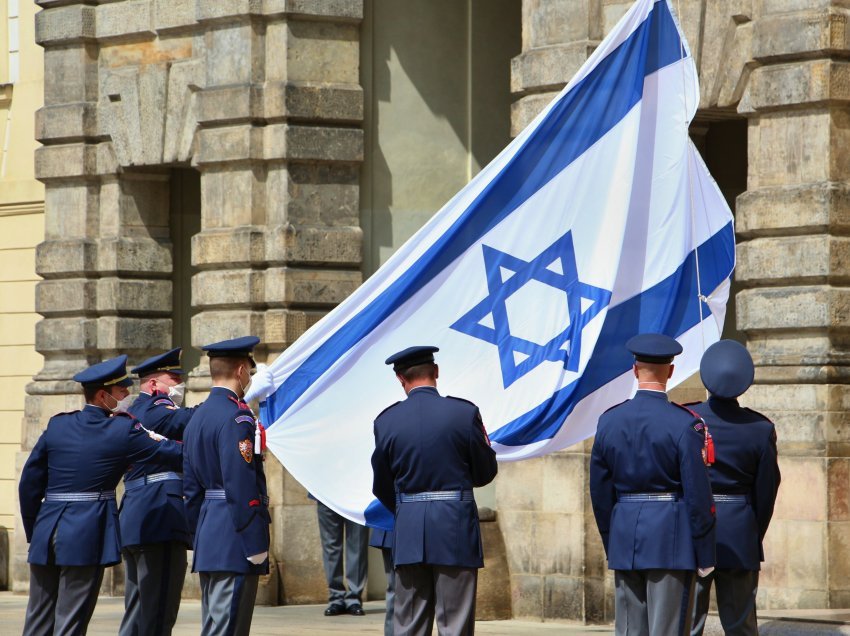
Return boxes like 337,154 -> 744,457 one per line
52,409 -> 81,417
601,399 -> 628,415
375,401 -> 401,419
672,402 -> 700,418
446,395 -> 477,407
742,406 -> 774,423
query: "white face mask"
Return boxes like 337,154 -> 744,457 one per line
107,393 -> 133,414
238,367 -> 251,399
167,382 -> 186,407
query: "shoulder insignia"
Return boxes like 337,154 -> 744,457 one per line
446,395 -> 477,407
154,398 -> 175,407
692,420 -> 706,433
375,401 -> 401,420
238,438 -> 253,463
235,415 -> 255,425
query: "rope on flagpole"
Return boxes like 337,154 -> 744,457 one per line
673,0 -> 708,355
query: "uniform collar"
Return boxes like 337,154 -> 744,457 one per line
408,385 -> 439,397
635,388 -> 669,400
83,403 -> 110,415
708,395 -> 739,408
211,385 -> 239,398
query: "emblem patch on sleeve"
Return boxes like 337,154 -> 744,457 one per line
239,438 -> 253,463
235,415 -> 255,425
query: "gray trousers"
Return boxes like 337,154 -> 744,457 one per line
316,500 -> 369,607
381,548 -> 395,636
394,564 -> 477,636
691,569 -> 759,636
23,563 -> 105,636
199,572 -> 259,636
119,542 -> 187,636
614,569 -> 695,636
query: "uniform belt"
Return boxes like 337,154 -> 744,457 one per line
713,493 -> 749,503
44,490 -> 116,502
124,472 -> 183,491
397,490 -> 474,503
205,489 -> 269,506
618,492 -> 679,502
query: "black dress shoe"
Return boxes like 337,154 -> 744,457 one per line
347,604 -> 366,616
324,604 -> 345,616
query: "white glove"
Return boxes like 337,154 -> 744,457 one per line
247,551 -> 268,565
243,363 -> 275,403
147,430 -> 166,442
697,567 -> 715,577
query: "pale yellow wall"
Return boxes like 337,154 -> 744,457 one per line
0,0 -> 44,543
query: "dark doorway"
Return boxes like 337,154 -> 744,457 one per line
691,117 -> 747,342
170,168 -> 201,373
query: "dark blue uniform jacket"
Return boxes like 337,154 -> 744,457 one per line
183,387 -> 270,574
590,390 -> 716,570
19,405 -> 183,567
119,391 -> 197,548
690,397 -> 780,570
371,386 -> 498,569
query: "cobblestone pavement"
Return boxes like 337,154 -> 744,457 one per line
3,593 -> 850,635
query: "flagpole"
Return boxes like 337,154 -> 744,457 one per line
673,0 -> 708,357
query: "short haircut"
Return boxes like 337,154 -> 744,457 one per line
398,362 -> 437,383
83,384 -> 106,403
210,355 -> 247,381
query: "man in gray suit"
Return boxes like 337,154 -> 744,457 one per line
315,498 -> 369,617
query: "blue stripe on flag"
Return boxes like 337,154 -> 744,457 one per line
489,221 -> 735,446
262,0 -> 684,426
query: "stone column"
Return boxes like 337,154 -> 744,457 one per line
736,2 -> 850,609
16,2 -> 177,592
191,2 -> 364,604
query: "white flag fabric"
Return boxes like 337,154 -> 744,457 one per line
251,0 -> 735,529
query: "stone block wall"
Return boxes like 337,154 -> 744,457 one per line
504,0 -> 850,622
19,0 -> 365,600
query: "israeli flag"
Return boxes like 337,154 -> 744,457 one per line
250,0 -> 735,527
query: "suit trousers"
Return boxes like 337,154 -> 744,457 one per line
394,564 -> 477,636
690,569 -> 759,636
381,547 -> 395,636
316,500 -> 369,607
23,563 -> 105,636
614,569 -> 696,636
199,571 -> 259,636
119,542 -> 187,636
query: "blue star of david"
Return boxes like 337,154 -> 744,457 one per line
451,231 -> 611,388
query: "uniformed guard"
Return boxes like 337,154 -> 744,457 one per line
183,336 -> 270,636
119,347 -> 200,636
19,355 -> 184,636
689,340 -> 780,636
371,346 -> 498,636
590,334 -> 716,636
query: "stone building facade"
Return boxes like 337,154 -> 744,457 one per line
12,0 -> 850,624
